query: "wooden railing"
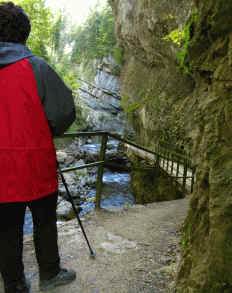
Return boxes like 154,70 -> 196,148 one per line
59,132 -> 196,209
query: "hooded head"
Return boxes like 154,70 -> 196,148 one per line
0,1 -> 31,44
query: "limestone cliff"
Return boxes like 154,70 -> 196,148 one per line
110,0 -> 232,292
77,56 -> 130,135
175,1 -> 232,292
110,0 -> 194,147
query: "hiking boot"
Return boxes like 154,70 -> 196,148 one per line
4,277 -> 31,293
39,268 -> 76,291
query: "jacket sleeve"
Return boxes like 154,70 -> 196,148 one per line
29,56 -> 76,136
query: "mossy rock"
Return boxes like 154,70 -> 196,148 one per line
131,166 -> 184,204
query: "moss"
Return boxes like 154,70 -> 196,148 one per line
181,220 -> 192,248
130,160 -> 184,204
201,282 -> 232,293
176,8 -> 199,74
210,1 -> 232,39
224,225 -> 232,268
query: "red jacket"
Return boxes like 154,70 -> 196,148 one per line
0,43 -> 76,203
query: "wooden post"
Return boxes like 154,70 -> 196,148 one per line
155,153 -> 160,166
171,154 -> 174,175
166,152 -> 169,171
191,167 -> 196,193
95,134 -> 108,209
176,158 -> 180,188
162,151 -> 165,168
182,159 -> 188,193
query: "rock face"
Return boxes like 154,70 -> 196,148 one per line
111,0 -> 232,292
110,0 -> 194,203
131,166 -> 184,204
78,56 -> 130,135
174,1 -> 232,292
110,0 -> 194,146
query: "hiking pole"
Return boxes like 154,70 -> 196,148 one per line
56,161 -> 96,259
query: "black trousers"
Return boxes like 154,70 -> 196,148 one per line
0,192 -> 60,287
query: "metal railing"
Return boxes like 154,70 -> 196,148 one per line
59,131 -> 196,209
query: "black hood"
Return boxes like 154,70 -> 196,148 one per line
0,42 -> 33,68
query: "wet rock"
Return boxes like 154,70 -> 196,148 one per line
57,199 -> 75,220
56,150 -> 68,163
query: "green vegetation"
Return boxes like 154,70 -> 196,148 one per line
176,8 -> 198,73
14,0 -> 79,91
113,46 -> 124,65
14,0 -> 120,89
71,4 -> 118,65
163,8 -> 198,74
121,95 -> 152,114
15,0 -> 54,60
163,29 -> 185,47
13,0 -> 121,131
48,11 -> 80,92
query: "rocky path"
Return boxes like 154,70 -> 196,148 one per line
0,198 -> 189,293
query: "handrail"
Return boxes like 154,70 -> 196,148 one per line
59,131 -> 195,209
108,133 -> 158,157
61,161 -> 105,173
59,131 -> 107,138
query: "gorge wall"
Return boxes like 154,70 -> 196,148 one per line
110,0 -> 232,292
77,56 -> 130,136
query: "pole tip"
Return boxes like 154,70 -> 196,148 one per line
90,251 -> 96,259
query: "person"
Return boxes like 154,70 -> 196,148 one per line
0,2 -> 77,292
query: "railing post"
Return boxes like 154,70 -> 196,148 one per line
95,134 -> 108,209
162,150 -> 165,168
182,159 -> 188,193
171,154 -> 174,175
191,166 -> 196,193
155,153 -> 160,166
176,158 -> 180,188
166,152 -> 169,171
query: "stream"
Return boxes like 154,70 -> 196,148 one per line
24,140 -> 134,234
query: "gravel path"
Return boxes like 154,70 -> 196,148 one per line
0,198 -> 189,293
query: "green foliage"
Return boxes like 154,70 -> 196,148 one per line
163,29 -> 185,47
13,0 -> 84,132
164,13 -> 175,20
113,46 -> 124,65
15,0 -> 54,60
51,11 -> 68,60
71,3 -> 117,64
49,52 -> 80,92
163,8 -> 198,74
121,96 -> 152,114
48,11 -> 80,92
176,8 -> 198,74
14,1 -> 79,91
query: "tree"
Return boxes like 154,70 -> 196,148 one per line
15,0 -> 54,60
71,3 -> 116,64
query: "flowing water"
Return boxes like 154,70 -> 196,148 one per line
80,171 -> 134,215
24,140 -> 134,234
